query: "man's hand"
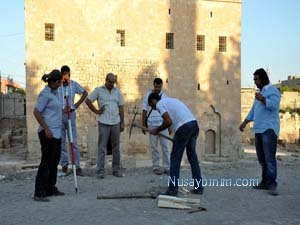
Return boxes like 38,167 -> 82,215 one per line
168,127 -> 172,135
150,128 -> 158,135
239,121 -> 247,132
255,92 -> 265,103
142,128 -> 147,135
96,105 -> 106,115
120,122 -> 124,132
45,128 -> 53,139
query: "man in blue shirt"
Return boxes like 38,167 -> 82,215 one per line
58,65 -> 88,176
240,68 -> 280,196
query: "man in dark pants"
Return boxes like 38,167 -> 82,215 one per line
148,93 -> 203,196
240,68 -> 281,196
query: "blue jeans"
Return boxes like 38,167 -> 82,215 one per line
255,129 -> 278,189
168,120 -> 202,194
60,111 -> 81,168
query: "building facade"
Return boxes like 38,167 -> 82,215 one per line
25,0 -> 242,165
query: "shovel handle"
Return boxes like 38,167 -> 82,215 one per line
133,123 -> 173,142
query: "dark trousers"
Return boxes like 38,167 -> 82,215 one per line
255,129 -> 278,189
168,120 -> 202,193
34,130 -> 61,197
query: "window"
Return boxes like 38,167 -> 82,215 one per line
219,36 -> 227,52
166,33 -> 174,49
197,35 -> 205,51
45,23 -> 54,41
116,29 -> 125,47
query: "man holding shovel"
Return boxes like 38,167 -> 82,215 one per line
148,93 -> 203,196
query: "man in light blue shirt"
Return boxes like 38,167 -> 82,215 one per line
57,65 -> 88,176
240,68 -> 281,196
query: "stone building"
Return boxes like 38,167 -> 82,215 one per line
25,0 -> 242,165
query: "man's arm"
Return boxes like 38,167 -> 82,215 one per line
141,110 -> 147,135
75,90 -> 88,109
85,98 -> 103,115
239,119 -> 251,132
119,105 -> 124,132
151,112 -> 172,135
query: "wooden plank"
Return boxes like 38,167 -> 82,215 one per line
158,195 -> 200,204
157,195 -> 200,209
158,199 -> 192,209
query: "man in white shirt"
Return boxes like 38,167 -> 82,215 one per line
148,93 -> 203,196
142,78 -> 170,175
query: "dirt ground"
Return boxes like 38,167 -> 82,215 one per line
0,145 -> 300,225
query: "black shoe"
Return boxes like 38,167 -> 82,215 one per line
76,168 -> 84,176
153,167 -> 163,175
62,166 -> 68,174
190,188 -> 204,195
52,190 -> 65,196
33,196 -> 50,202
268,188 -> 279,196
97,171 -> 105,179
160,190 -> 178,197
47,187 -> 65,196
253,182 -> 268,190
112,170 -> 124,178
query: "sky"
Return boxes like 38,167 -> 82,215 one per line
0,0 -> 299,88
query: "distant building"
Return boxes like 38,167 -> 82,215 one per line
0,77 -> 22,94
275,75 -> 300,89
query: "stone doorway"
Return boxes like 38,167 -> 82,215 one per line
205,129 -> 216,154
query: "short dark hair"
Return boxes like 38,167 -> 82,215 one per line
153,78 -> 163,85
61,65 -> 70,74
254,68 -> 270,87
41,69 -> 62,83
148,92 -> 161,106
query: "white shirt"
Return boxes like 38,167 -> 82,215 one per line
156,97 -> 196,132
142,90 -> 167,127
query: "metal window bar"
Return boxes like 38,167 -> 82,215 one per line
45,23 -> 55,41
219,36 -> 227,52
166,33 -> 174,49
197,35 -> 205,51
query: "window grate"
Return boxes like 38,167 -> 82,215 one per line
116,29 -> 125,47
166,33 -> 174,49
219,36 -> 227,52
45,23 -> 54,41
197,35 -> 205,51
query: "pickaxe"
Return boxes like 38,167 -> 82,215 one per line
129,106 -> 173,142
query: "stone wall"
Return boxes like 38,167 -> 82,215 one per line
241,88 -> 300,144
25,0 -> 242,164
0,93 -> 25,118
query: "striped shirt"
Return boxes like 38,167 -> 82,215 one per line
142,90 -> 167,127
57,80 -> 85,110
87,85 -> 124,125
